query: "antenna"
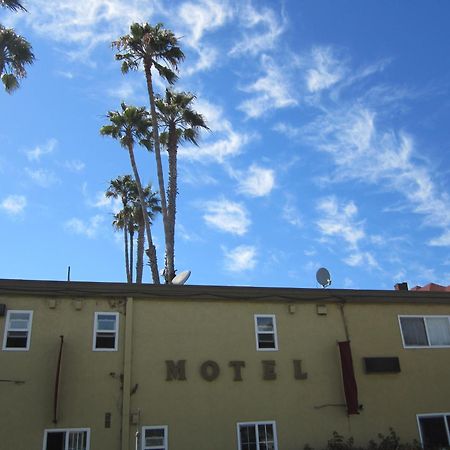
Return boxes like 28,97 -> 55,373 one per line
316,267 -> 331,288
171,270 -> 191,285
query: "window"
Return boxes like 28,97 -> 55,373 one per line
2,310 -> 33,351
93,312 -> 119,351
43,428 -> 90,450
399,315 -> 450,348
417,413 -> 450,447
237,421 -> 278,450
254,315 -> 278,351
142,426 -> 168,450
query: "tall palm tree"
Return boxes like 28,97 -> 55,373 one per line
100,103 -> 160,284
156,89 -> 209,281
106,175 -> 135,283
132,184 -> 161,284
0,26 -> 34,93
1,0 -> 27,11
113,22 -> 184,283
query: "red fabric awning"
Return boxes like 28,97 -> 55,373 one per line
338,340 -> 359,415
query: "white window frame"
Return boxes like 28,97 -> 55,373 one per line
237,421 -> 278,450
398,315 -> 450,349
2,310 -> 33,351
141,425 -> 168,450
416,412 -> 450,446
93,312 -> 119,351
254,314 -> 278,351
43,427 -> 90,450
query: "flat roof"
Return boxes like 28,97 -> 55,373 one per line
1,278 -> 450,305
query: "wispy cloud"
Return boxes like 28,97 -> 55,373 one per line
63,160 -> 85,173
203,198 -> 250,235
179,99 -> 252,163
316,196 -> 379,269
304,104 -> 450,237
0,195 -> 27,215
64,215 -> 105,238
223,244 -> 257,272
25,138 -> 57,162
236,164 -> 275,197
18,0 -> 159,59
239,55 -> 298,118
25,168 -> 59,187
178,0 -> 232,46
429,230 -> 450,247
282,194 -> 302,228
230,2 -> 286,56
306,46 -> 346,93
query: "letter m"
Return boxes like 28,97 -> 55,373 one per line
165,360 -> 187,381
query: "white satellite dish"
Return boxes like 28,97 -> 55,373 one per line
316,267 -> 331,288
171,270 -> 191,285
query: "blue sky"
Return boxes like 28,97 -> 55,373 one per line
1,0 -> 450,289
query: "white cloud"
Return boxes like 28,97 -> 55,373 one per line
178,0 -> 232,46
344,251 -> 379,269
230,3 -> 286,56
306,47 -> 346,93
63,160 -> 85,172
223,244 -> 257,272
282,195 -> 302,227
107,79 -> 145,102
25,138 -> 57,162
429,230 -> 450,247
1,195 -> 27,215
237,164 -> 275,197
88,191 -> 122,214
179,99 -> 251,163
239,55 -> 298,118
64,215 -> 104,238
316,196 -> 365,249
304,104 -> 450,233
25,168 -> 59,187
203,198 -> 250,235
18,0 -> 159,59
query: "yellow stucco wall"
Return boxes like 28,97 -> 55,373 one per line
1,289 -> 449,450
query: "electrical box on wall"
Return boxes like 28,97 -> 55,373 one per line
0,304 -> 6,316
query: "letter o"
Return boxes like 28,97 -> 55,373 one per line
200,360 -> 220,381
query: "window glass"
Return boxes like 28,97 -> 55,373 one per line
426,317 -> 450,346
257,317 -> 274,332
94,313 -> 118,351
400,317 -> 428,346
3,310 -> 32,350
143,427 -> 167,450
255,315 -> 277,351
45,429 -> 88,450
238,423 -> 277,450
419,416 -> 449,446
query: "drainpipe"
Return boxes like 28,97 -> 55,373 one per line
121,296 -> 134,450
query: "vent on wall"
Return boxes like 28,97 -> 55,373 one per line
0,304 -> 6,316
364,357 -> 401,374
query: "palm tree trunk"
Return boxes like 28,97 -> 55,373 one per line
127,143 -> 160,284
166,122 -> 178,282
129,228 -> 134,283
136,222 -> 144,283
123,219 -> 131,283
144,60 -> 173,283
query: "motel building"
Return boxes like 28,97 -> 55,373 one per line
1,278 -> 450,450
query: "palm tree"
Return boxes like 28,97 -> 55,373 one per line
132,184 -> 161,283
106,175 -> 135,283
0,26 -> 34,93
156,89 -> 209,281
113,22 -> 184,283
1,0 -> 27,11
100,103 -> 160,284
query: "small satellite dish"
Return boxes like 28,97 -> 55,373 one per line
171,270 -> 191,285
316,267 -> 331,288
